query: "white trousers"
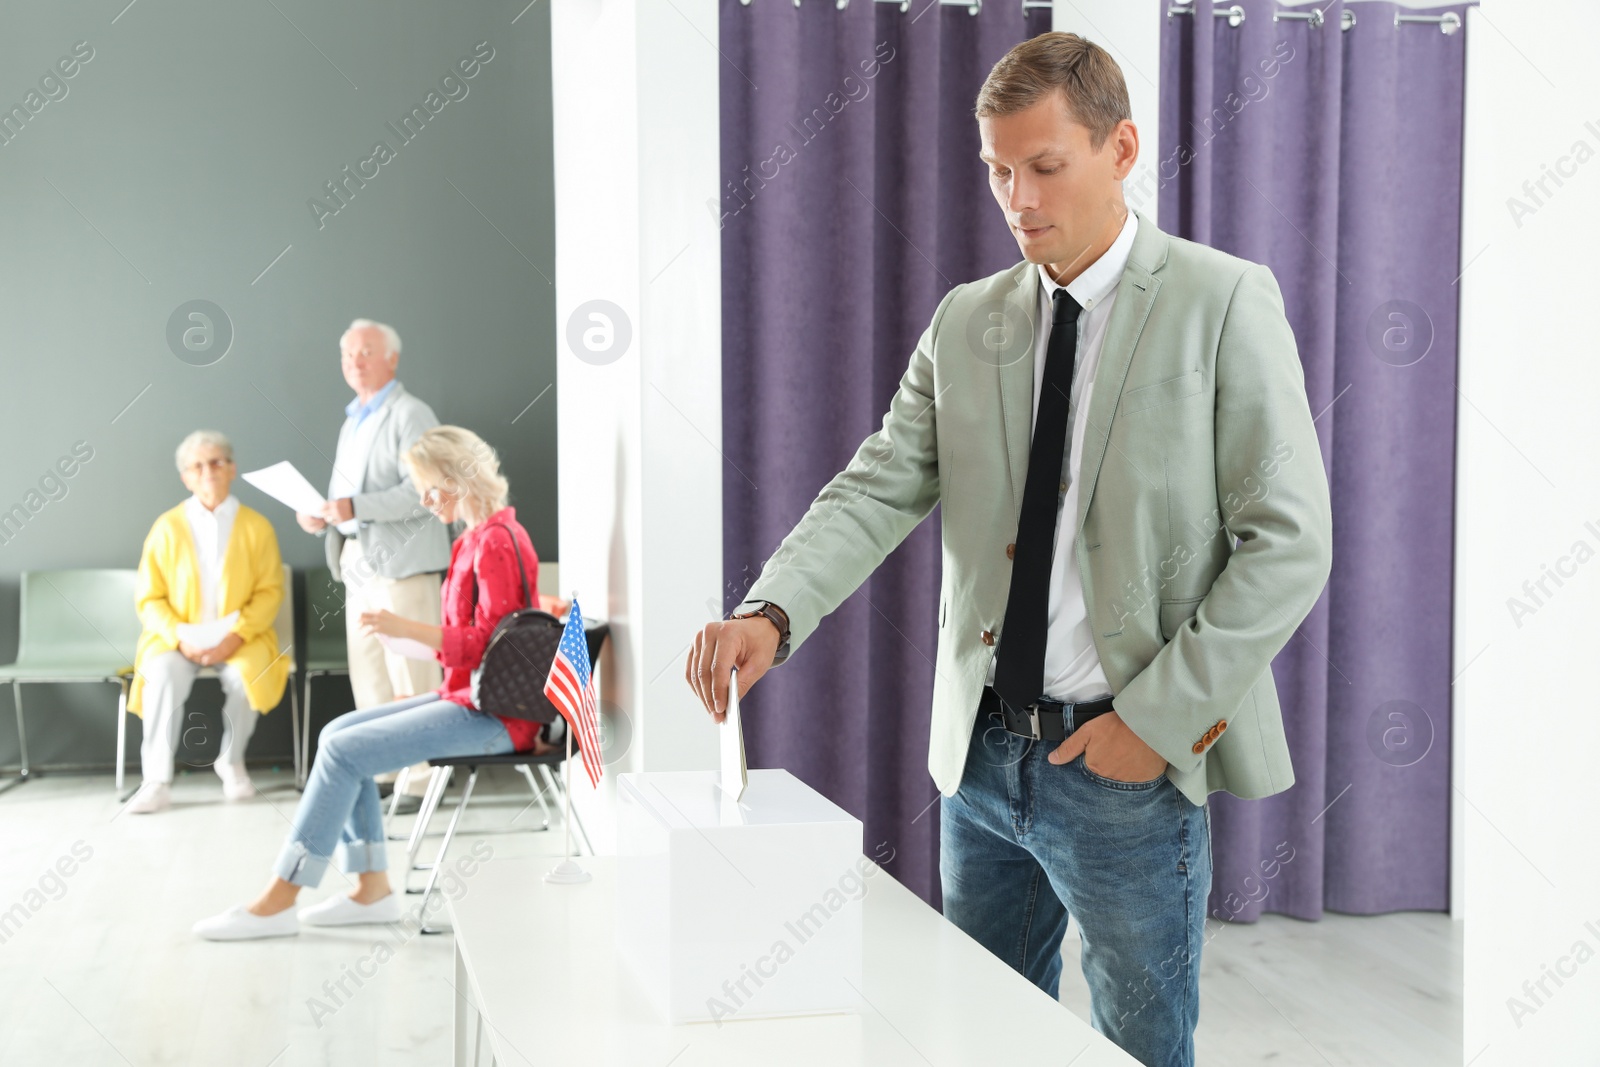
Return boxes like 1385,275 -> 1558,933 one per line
139,650 -> 257,784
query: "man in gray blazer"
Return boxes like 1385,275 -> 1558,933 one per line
297,319 -> 451,793
686,33 -> 1331,1067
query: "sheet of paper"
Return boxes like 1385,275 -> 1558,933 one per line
241,460 -> 327,515
377,633 -> 438,662
719,666 -> 748,802
176,611 -> 239,650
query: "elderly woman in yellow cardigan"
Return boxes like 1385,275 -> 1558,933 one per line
126,430 -> 289,814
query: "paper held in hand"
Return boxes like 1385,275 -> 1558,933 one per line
176,611 -> 240,650
377,633 -> 438,661
240,460 -> 327,515
720,666 -> 749,802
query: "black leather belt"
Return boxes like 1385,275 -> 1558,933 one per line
979,685 -> 1115,742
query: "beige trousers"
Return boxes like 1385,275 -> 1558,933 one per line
340,538 -> 443,795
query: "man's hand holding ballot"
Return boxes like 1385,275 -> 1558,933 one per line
686,602 -> 788,724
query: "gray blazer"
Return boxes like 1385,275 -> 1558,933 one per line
322,380 -> 452,582
743,208 -> 1334,809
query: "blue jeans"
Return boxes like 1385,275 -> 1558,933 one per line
272,694 -> 514,888
940,707 -> 1212,1067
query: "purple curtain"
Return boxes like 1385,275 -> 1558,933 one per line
720,0 -> 1049,907
1160,0 -> 1471,919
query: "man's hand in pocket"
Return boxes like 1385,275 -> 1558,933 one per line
1047,711 -> 1167,782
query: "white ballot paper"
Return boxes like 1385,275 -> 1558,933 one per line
177,610 -> 239,650
719,666 -> 748,802
377,633 -> 438,662
241,461 -> 327,515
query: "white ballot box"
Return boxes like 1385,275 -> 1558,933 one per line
616,768 -> 865,1025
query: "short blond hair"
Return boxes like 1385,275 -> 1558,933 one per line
403,425 -> 509,525
975,32 -> 1131,152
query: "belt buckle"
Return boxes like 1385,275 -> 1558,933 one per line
1025,703 -> 1042,740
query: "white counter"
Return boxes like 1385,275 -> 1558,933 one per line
448,854 -> 1139,1066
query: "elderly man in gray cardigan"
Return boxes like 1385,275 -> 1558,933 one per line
296,319 -> 451,796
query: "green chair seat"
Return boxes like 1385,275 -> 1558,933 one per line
0,660 -> 133,680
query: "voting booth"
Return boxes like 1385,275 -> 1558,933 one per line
616,768 -> 866,1024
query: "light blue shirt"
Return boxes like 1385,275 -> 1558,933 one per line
345,378 -> 398,426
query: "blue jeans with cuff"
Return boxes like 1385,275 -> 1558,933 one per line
272,693 -> 514,888
940,706 -> 1212,1067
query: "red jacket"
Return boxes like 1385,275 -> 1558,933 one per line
436,507 -> 541,752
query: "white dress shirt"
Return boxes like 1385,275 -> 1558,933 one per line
985,210 -> 1139,703
185,493 -> 240,624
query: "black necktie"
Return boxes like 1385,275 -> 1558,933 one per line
993,285 -> 1082,712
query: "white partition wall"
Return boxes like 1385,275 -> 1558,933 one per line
551,0 -> 724,851
1053,2 -> 1161,226
1458,1 -> 1600,1060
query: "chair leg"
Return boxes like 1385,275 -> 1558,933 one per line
418,767 -> 478,935
536,763 -> 561,814
288,675 -> 302,790
404,767 -> 451,891
0,681 -> 26,796
300,676 -> 315,791
385,764 -> 412,833
115,677 -> 129,793
538,763 -> 594,856
516,764 -> 553,829
405,767 -> 450,876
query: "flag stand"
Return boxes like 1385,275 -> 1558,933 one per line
544,724 -> 591,884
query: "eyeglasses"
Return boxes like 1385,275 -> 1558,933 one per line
420,486 -> 453,506
184,457 -> 232,474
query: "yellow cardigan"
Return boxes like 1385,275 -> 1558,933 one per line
129,502 -> 289,717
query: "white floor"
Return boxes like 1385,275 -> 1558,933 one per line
0,769 -> 1459,1066
1062,898 -> 1462,1065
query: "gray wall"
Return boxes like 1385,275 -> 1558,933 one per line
0,1 -> 556,770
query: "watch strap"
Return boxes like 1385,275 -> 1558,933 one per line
732,600 -> 791,662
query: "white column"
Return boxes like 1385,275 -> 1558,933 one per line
551,0 -> 724,852
1054,1 -> 1162,227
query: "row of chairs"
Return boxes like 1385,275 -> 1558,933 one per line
0,566 -> 608,925
1,565 -> 464,794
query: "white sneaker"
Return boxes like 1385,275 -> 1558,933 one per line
297,892 -> 405,927
126,781 -> 171,814
192,903 -> 299,941
215,762 -> 255,801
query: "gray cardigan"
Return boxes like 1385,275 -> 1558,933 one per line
322,380 -> 452,582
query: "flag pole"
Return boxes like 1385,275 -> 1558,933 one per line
544,712 -> 590,883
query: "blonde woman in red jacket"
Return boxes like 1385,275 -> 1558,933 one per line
195,426 -> 562,941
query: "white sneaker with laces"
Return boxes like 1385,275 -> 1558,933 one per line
215,762 -> 255,801
297,892 -> 405,927
192,903 -> 299,941
126,781 -> 171,814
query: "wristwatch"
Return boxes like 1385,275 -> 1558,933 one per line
732,600 -> 791,665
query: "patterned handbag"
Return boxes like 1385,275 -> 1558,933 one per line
468,525 -> 564,723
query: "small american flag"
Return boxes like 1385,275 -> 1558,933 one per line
543,597 -> 603,788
